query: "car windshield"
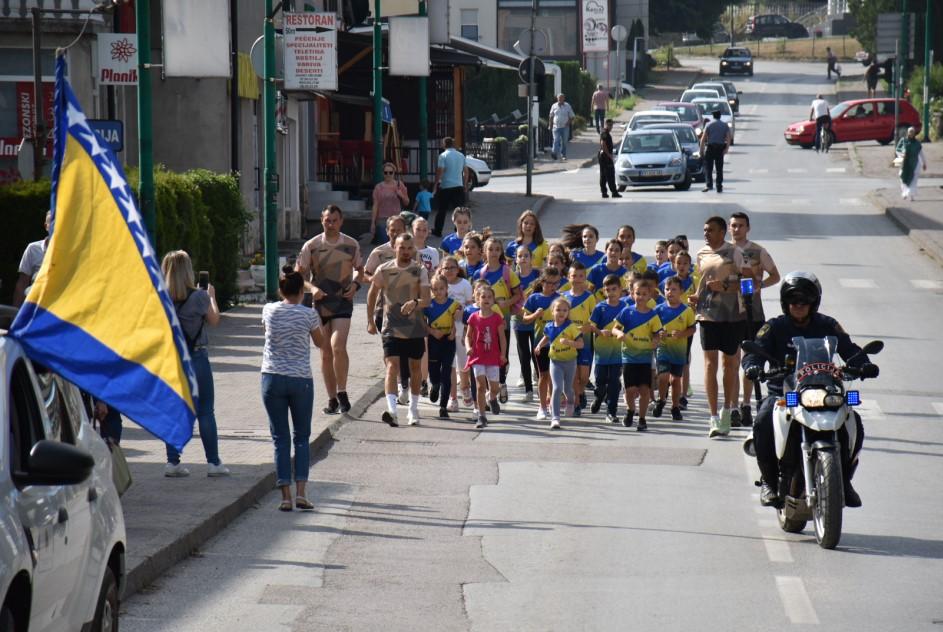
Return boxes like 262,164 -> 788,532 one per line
830,102 -> 850,118
724,48 -> 750,57
632,115 -> 677,129
622,134 -> 678,154
682,91 -> 719,102
666,127 -> 697,143
656,105 -> 699,122
696,84 -> 727,96
694,100 -> 731,115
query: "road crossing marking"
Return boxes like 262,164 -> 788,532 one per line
763,538 -> 794,563
911,279 -> 943,289
839,278 -> 878,289
775,577 -> 820,625
787,168 -> 807,174
790,198 -> 812,205
932,402 -> 943,416
826,167 -> 847,173
838,197 -> 865,205
856,398 -> 885,420
749,168 -> 769,174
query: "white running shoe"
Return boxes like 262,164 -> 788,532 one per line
207,462 -> 231,477
447,398 -> 460,412
164,462 -> 191,478
550,417 -> 561,429
535,408 -> 548,421
516,377 -> 525,388
408,410 -> 420,426
522,391 -> 534,403
397,387 -> 409,405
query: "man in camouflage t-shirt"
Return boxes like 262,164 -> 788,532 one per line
297,205 -> 364,415
367,233 -> 430,426
689,216 -> 749,437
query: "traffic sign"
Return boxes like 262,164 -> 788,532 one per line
516,29 -> 548,56
876,12 -> 915,59
518,57 -> 546,84
610,24 -> 628,44
87,119 -> 124,153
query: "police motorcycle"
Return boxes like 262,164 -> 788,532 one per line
742,337 -> 883,549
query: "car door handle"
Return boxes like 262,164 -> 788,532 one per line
57,507 -> 69,524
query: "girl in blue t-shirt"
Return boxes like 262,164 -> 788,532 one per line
512,247 -> 541,401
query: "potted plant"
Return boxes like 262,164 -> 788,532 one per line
249,252 -> 266,287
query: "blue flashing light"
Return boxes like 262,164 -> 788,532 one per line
846,390 -> 861,406
785,391 -> 799,407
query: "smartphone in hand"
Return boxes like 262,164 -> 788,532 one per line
198,271 -> 210,289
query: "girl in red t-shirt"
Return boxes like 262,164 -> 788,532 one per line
464,284 -> 506,429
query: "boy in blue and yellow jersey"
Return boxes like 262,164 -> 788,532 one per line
513,246 -> 541,401
666,250 -> 697,408
424,274 -> 461,419
588,239 -> 628,302
522,267 -> 562,420
613,280 -> 663,431
588,274 -> 627,422
562,261 -> 597,416
652,276 -> 696,420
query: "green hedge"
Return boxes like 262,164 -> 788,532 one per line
1,168 -> 248,308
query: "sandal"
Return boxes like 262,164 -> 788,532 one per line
295,496 -> 314,510
278,499 -> 293,512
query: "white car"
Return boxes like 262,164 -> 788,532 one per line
1,307 -> 126,632
691,97 -> 737,145
680,88 -> 721,104
628,110 -> 681,131
465,155 -> 491,189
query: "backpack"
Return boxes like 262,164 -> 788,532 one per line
479,264 -> 524,315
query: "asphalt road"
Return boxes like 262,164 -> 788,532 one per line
123,59 -> 943,631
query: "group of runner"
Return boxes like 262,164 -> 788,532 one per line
297,203 -> 779,438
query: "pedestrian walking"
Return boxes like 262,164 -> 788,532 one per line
296,204 -> 363,415
809,94 -> 831,152
898,127 -> 927,201
534,297 -> 584,429
413,179 -> 434,219
13,210 -> 51,307
548,93 -> 576,161
465,284 -> 507,428
440,206 -> 474,257
588,274 -> 626,422
561,262 -> 597,416
865,57 -> 880,98
261,266 -> 326,511
699,109 -> 731,193
598,119 -> 621,198
371,162 -> 409,244
826,47 -> 840,80
591,84 -> 609,134
367,233 -> 431,427
505,209 -> 549,269
160,250 -> 230,478
432,137 -> 467,236
652,277 -> 696,421
613,279 -> 662,431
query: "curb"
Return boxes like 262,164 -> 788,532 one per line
491,151 -> 598,178
122,374 -> 386,599
869,189 -> 943,268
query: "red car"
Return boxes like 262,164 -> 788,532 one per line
784,98 -> 922,148
654,102 -> 705,137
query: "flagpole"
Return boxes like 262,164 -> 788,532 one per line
136,0 -> 156,242
264,0 -> 279,300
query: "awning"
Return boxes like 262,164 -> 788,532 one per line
448,36 -> 525,69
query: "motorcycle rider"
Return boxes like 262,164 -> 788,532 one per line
742,272 -> 879,509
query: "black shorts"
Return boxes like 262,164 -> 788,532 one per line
382,336 -> 425,359
623,363 -> 652,388
742,319 -> 764,343
315,297 -> 354,322
699,321 -> 746,356
535,346 -> 551,373
657,361 -> 685,378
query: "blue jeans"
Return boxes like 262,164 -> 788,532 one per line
552,127 -> 569,158
594,109 -> 605,133
166,348 -> 221,465
261,373 -> 314,487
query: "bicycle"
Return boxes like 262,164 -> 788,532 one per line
820,122 -> 832,153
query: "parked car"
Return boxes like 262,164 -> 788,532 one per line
744,14 -> 809,39
628,110 -> 681,131
691,97 -> 736,144
706,78 -> 741,113
465,155 -> 491,189
0,306 -> 126,632
719,47 -> 753,76
680,88 -> 721,104
616,129 -> 690,191
693,81 -> 739,114
648,123 -> 705,182
653,102 -> 705,136
783,98 -> 922,148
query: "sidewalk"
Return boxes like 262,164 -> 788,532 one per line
118,190 -> 552,599
490,67 -> 704,178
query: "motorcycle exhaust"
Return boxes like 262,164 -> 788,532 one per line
742,433 -> 756,457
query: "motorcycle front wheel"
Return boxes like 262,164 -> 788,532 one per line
813,450 -> 844,549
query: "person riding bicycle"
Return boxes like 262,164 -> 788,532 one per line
742,272 -> 879,509
809,94 -> 831,153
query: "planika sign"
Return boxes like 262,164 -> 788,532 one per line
284,12 -> 337,91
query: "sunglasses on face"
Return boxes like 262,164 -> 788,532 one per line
384,170 -> 395,175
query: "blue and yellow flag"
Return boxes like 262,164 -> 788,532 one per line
9,56 -> 196,451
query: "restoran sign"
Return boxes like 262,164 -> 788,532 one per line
284,12 -> 338,91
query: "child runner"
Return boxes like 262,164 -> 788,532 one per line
548,242 -> 570,265
522,267 -> 562,420
534,297 -> 584,429
613,279 -> 663,430
424,273 -> 460,419
658,238 -> 683,282
440,207 -> 473,257
506,210 -> 549,269
460,233 -> 486,280
562,261 -> 597,415
652,276 -> 696,420
465,284 -> 506,429
666,250 -> 697,409
588,239 -> 628,301
589,274 -> 626,423
571,225 -> 606,269
412,216 -> 440,398
513,247 -> 541,400
441,256 -> 473,412
479,236 -> 522,403
649,240 -> 669,271
616,224 -> 648,274
413,179 -> 434,219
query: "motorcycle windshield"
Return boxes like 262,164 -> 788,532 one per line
791,336 -> 841,389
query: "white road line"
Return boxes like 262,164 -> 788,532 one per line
787,168 -> 807,174
750,168 -> 769,174
857,398 -> 885,420
790,198 -> 812,205
826,167 -> 847,173
911,279 -> 943,289
932,402 -> 943,416
758,518 -> 780,528
776,576 -> 820,624
838,197 -> 865,205
839,278 -> 878,289
763,538 -> 794,563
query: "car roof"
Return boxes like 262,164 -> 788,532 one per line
632,110 -> 680,117
648,124 -> 696,133
657,101 -> 696,108
626,129 -> 676,136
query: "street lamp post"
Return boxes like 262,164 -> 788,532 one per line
263,0 -> 279,299
921,2 -> 932,142
373,0 -> 383,184
419,0 -> 428,180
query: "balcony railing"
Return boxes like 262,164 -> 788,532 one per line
1,0 -> 104,19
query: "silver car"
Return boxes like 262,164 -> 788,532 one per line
616,130 -> 691,191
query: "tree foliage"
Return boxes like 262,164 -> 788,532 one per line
651,0 -> 732,39
847,0 -> 895,55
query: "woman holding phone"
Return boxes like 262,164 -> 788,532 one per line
161,250 -> 229,478
371,161 -> 409,244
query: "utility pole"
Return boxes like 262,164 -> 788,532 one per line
418,0 -> 428,180
263,0 -> 279,299
30,8 -> 45,182
136,0 -> 156,243
373,0 -> 383,184
921,2 -> 932,142
526,0 -> 536,197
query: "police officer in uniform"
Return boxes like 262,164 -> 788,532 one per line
742,272 -> 879,509
599,118 -> 621,199
699,108 -> 731,193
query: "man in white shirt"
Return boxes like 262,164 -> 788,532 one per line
13,210 -> 52,307
809,94 -> 831,153
548,93 -> 576,161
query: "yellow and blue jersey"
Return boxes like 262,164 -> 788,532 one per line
522,291 -> 558,337
624,251 -> 648,274
543,320 -> 582,362
572,248 -> 606,269
659,274 -> 696,304
590,301 -> 624,366
507,240 -> 549,269
424,298 -> 459,335
620,294 -> 665,310
614,306 -> 663,365
655,302 -> 696,365
562,289 -> 597,330
587,262 -> 628,301
518,269 -> 540,299
480,264 -> 521,303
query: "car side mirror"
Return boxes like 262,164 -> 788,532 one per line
18,440 -> 95,487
